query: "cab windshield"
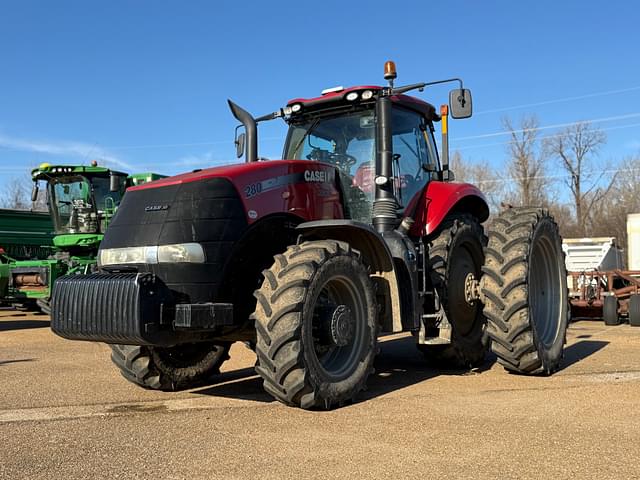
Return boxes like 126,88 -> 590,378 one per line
284,109 -> 376,221
48,175 -> 122,234
284,109 -> 376,176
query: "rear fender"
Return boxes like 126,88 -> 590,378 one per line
296,220 -> 404,333
412,181 -> 490,236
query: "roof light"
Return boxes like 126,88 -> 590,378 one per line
321,86 -> 344,95
384,60 -> 397,81
361,90 -> 373,100
345,91 -> 359,101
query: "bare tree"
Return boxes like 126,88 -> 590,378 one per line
590,155 -> 640,250
502,115 -> 549,207
547,202 -> 581,238
544,122 -> 608,237
0,177 -> 30,210
450,150 -> 505,211
0,174 -> 47,211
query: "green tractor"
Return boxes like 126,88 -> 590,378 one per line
1,162 -> 164,313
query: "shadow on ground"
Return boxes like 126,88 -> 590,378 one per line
559,340 -> 609,371
363,335 -> 495,400
0,319 -> 50,331
192,335 -> 496,405
192,367 -> 271,403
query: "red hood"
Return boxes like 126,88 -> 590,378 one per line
129,159 -> 302,191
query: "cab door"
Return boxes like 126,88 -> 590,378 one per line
391,107 -> 437,211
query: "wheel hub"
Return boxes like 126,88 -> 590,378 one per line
330,305 -> 354,347
464,272 -> 481,304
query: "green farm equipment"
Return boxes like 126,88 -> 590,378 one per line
0,208 -> 55,306
0,163 -> 164,313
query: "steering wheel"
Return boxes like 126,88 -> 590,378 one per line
306,148 -> 330,162
328,152 -> 357,170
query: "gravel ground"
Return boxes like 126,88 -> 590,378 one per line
1,310 -> 639,479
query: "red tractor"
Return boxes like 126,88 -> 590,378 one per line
52,62 -> 569,409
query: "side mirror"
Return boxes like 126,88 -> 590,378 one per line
31,183 -> 39,202
235,131 -> 246,159
109,172 -> 121,192
449,89 -> 473,119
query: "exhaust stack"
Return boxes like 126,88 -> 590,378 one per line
228,100 -> 258,163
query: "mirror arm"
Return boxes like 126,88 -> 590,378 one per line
390,78 -> 463,97
255,110 -> 283,123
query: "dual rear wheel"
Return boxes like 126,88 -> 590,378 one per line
482,208 -> 569,374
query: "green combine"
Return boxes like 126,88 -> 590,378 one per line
0,162 -> 164,313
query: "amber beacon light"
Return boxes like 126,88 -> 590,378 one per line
383,60 -> 397,81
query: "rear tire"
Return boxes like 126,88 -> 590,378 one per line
253,240 -> 377,410
418,215 -> 488,368
629,294 -> 640,327
481,207 -> 569,374
603,295 -> 620,326
110,342 -> 231,391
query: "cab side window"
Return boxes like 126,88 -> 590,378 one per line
391,108 -> 432,207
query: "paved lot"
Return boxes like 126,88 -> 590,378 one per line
1,309 -> 639,479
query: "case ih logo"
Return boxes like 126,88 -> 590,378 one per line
144,205 -> 169,212
304,169 -> 334,183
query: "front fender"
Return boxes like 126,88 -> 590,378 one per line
296,220 -> 404,334
414,181 -> 490,236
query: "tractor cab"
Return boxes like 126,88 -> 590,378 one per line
32,163 -> 127,249
281,85 -> 442,220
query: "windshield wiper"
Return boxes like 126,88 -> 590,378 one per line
289,119 -> 320,159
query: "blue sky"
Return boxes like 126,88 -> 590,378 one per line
1,1 -> 639,191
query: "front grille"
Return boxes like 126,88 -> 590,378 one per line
51,273 -> 166,345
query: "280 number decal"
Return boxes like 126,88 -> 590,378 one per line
244,182 -> 263,198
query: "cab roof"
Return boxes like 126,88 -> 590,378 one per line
31,164 -> 126,180
286,85 -> 440,121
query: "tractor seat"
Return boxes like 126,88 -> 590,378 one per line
352,162 -> 374,194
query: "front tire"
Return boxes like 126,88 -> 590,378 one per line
253,240 -> 377,410
481,207 -> 569,374
110,342 -> 231,391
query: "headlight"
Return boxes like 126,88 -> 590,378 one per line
157,243 -> 205,263
345,91 -> 359,101
361,90 -> 374,100
99,246 -> 150,265
99,243 -> 205,266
